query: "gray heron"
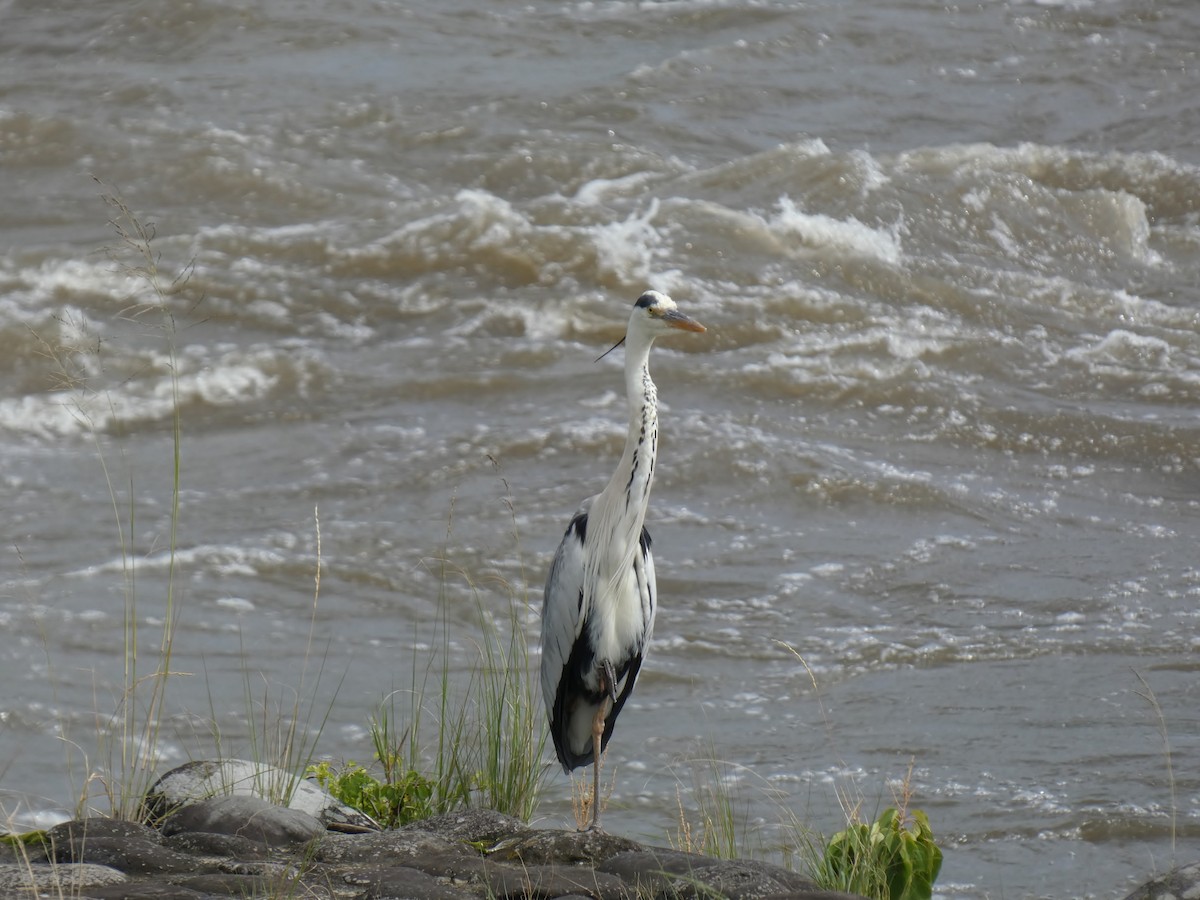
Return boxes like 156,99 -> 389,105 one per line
540,289 -> 706,831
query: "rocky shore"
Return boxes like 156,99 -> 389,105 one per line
0,805 -> 870,900
0,760 -> 1193,900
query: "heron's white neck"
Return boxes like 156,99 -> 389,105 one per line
593,330 -> 658,567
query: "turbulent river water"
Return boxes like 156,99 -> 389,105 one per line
2,1 -> 1199,897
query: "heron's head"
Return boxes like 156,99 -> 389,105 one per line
597,290 -> 706,362
630,290 -> 706,338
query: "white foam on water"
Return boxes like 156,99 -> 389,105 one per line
809,562 -> 845,578
445,299 -> 576,342
768,195 -> 902,265
592,198 -> 665,283
61,542 -> 292,581
1065,329 -> 1175,373
1013,0 -> 1097,7
215,597 -> 256,613
192,219 -> 333,244
0,340 -> 326,439
574,170 -> 662,205
987,212 -> 1023,259
0,361 -> 271,439
848,147 -> 891,194
352,187 -> 683,299
358,189 -> 539,272
14,258 -> 137,309
898,143 -> 1197,266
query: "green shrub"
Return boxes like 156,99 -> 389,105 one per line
822,806 -> 942,900
307,757 -> 435,829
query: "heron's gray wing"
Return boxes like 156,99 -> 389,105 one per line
540,504 -> 590,721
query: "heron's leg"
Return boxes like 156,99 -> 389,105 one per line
586,661 -> 618,831
589,706 -> 604,831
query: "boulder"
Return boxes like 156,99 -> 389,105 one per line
1122,860 -> 1200,900
351,864 -> 473,900
161,794 -> 325,847
0,861 -> 127,894
407,807 -> 534,844
141,757 -> 380,832
482,862 -> 633,900
599,847 -> 831,900
494,827 -> 642,866
46,818 -> 199,875
162,828 -> 274,859
314,828 -> 467,864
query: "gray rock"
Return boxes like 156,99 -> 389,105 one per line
398,847 -> 490,883
692,855 -> 831,897
48,817 -> 160,845
681,864 -> 793,900
161,795 -> 325,847
80,882 -> 216,899
409,807 -> 533,844
142,758 -> 380,832
0,834 -> 50,865
178,870 -> 329,897
599,848 -> 848,900
51,836 -> 204,876
595,848 -> 690,898
496,828 -> 642,866
162,829 -> 274,859
483,862 -> 633,900
10,808 -> 873,900
1122,861 -> 1200,900
46,819 -> 201,876
313,828 -> 465,864
0,861 -> 127,893
217,859 -> 303,878
353,864 -> 474,900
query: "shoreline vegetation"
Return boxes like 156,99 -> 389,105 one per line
1,188 -> 1181,900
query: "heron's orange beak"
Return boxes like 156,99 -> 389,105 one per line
663,310 -> 706,333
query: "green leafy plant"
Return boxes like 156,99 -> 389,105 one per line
821,806 -> 943,900
307,705 -> 437,828
307,758 -> 434,829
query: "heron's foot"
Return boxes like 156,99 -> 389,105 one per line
602,660 -> 618,702
577,821 -> 606,834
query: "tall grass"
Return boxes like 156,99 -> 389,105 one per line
52,182 -> 191,819
215,504 -> 341,806
670,751 -> 756,860
20,185 -> 344,824
1132,669 -> 1177,862
473,474 -> 547,819
399,478 -> 548,820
